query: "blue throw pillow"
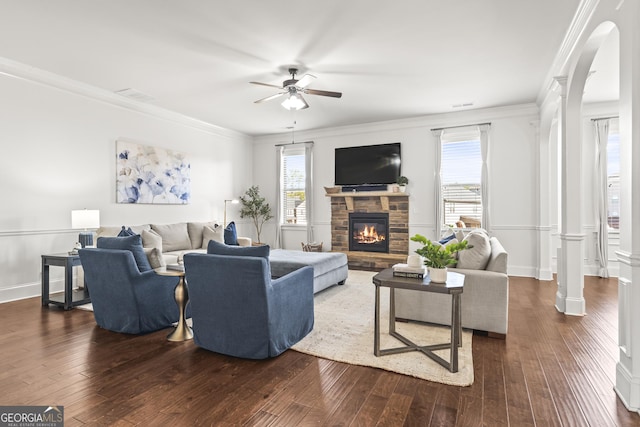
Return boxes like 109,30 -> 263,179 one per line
438,233 -> 456,245
117,226 -> 136,237
224,221 -> 238,245
207,240 -> 269,259
97,234 -> 153,272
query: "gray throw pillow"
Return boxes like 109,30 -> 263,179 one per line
456,230 -> 491,270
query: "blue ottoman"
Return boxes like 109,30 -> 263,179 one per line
269,250 -> 348,294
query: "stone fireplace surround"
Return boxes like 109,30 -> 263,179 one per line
328,191 -> 409,270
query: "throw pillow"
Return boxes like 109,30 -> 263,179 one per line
202,225 -> 224,249
150,223 -> 192,252
143,247 -> 166,269
456,230 -> 491,270
224,221 -> 238,246
207,240 -> 269,259
439,233 -> 456,245
141,229 -> 165,268
97,234 -> 153,272
117,226 -> 135,237
186,221 -> 220,250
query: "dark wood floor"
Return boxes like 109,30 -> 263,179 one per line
2,275 -> 640,426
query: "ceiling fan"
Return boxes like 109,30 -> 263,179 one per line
250,68 -> 342,110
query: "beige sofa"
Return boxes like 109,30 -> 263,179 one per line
96,222 -> 251,267
395,233 -> 509,336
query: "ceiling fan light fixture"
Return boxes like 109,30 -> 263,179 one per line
282,93 -> 306,110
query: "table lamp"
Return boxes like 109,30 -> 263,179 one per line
224,199 -> 239,227
71,209 -> 100,248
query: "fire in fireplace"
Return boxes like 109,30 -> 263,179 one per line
349,212 -> 389,253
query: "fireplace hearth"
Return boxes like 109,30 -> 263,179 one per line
349,212 -> 389,253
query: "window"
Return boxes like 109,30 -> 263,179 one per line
607,129 -> 620,230
441,139 -> 482,228
281,146 -> 307,225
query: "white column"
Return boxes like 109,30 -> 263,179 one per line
616,0 -> 640,410
533,119 -> 553,280
554,75 -> 586,315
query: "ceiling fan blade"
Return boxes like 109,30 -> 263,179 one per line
254,92 -> 286,103
249,81 -> 283,89
299,94 -> 309,109
304,88 -> 342,98
296,74 -> 316,89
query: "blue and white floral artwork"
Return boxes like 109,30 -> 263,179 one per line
116,140 -> 191,204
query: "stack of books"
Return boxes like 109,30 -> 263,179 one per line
166,263 -> 185,272
392,263 -> 426,279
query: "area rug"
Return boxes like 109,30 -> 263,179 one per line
291,270 -> 474,386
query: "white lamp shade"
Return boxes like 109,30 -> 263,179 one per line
71,210 -> 100,229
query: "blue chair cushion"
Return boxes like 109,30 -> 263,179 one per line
224,221 -> 238,245
207,240 -> 269,259
97,234 -> 153,272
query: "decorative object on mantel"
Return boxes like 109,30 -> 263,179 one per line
324,186 -> 341,194
116,140 -> 190,204
239,185 -> 273,244
410,234 -> 471,283
397,175 -> 409,193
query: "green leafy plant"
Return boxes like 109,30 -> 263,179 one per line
410,234 -> 472,269
397,175 -> 409,186
239,185 -> 273,243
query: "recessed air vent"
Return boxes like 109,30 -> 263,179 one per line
452,102 -> 474,108
114,88 -> 156,103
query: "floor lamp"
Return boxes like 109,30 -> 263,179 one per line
224,199 -> 239,227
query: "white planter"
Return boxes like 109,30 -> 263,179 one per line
429,267 -> 448,283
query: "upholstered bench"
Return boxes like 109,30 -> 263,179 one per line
269,249 -> 348,294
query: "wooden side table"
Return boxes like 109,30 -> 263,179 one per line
157,267 -> 193,342
372,268 -> 465,373
41,253 -> 90,310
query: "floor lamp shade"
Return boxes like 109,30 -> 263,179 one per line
72,209 -> 100,247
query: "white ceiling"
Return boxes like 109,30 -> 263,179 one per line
1,0 -> 612,136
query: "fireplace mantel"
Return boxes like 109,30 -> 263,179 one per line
326,191 -> 408,211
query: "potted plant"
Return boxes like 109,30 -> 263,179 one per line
239,185 -> 273,244
397,175 -> 409,192
410,234 -> 471,282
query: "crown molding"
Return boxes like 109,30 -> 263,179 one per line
253,103 -> 539,145
537,0 -> 600,105
0,56 -> 249,141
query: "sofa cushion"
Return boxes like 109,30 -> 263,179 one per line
187,221 -> 219,250
202,225 -> 224,248
207,240 -> 269,259
457,230 -> 491,270
97,234 -> 153,272
151,223 -> 192,252
224,221 -> 238,245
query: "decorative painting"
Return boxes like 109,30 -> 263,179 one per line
116,140 -> 190,204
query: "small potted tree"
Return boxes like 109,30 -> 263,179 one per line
239,185 -> 273,244
410,234 -> 471,282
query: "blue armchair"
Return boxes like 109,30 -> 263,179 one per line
79,248 -> 183,334
183,253 -> 314,359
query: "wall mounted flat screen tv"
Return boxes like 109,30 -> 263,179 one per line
334,142 -> 401,186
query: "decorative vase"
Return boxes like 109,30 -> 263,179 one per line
429,267 -> 448,283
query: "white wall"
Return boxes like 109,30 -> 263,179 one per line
0,69 -> 253,303
254,104 -> 540,276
